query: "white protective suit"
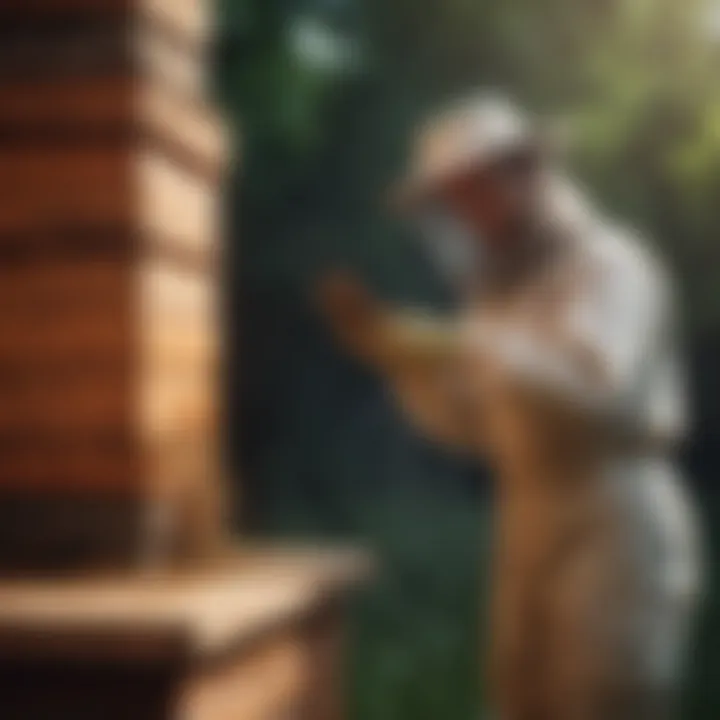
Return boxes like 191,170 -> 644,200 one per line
388,176 -> 704,719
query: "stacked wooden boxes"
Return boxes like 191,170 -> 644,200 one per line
0,0 -> 230,569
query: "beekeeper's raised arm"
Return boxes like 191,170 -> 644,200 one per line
318,273 -> 482,454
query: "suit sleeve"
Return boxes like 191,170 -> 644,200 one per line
374,313 -> 482,454
388,361 -> 480,453
475,239 -> 669,422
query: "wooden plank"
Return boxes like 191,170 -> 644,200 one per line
0,317 -> 130,359
0,358 -> 217,437
0,259 -> 131,370
133,15 -> 209,99
0,443 -> 137,492
0,147 -> 219,254
138,260 -> 219,442
139,80 -> 228,179
0,0 -> 213,49
139,369 -> 218,441
0,77 -> 135,130
138,260 -> 217,323
0,258 -> 130,305
142,0 -> 214,47
142,265 -> 217,438
140,343 -> 219,441
0,549 -> 373,659
0,373 -> 131,435
0,19 -> 209,102
142,327 -> 218,372
136,148 -> 219,256
0,78 -> 227,177
0,18 -> 128,81
0,552 -> 371,715
0,255 -> 215,331
0,147 -> 131,234
0,257 -> 219,435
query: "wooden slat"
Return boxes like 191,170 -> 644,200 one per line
0,19 -> 128,81
0,147 -> 218,254
143,326 -> 218,372
139,80 -> 228,178
7,272 -> 128,330
0,550 -> 372,657
0,372 -> 131,435
0,0 -> 213,48
0,77 -> 226,176
0,328 -> 128,362
0,147 -> 131,234
0,300 -> 131,353
0,257 -> 219,439
133,13 -> 209,97
142,0 -> 213,47
138,259 -> 216,322
0,77 -> 134,130
137,148 -> 219,256
0,259 -> 131,368
0,442 -> 137,492
139,368 -> 218,441
0,354 -> 216,437
137,260 -> 219,441
139,327 -> 219,439
0,17 -> 209,102
0,259 -> 129,303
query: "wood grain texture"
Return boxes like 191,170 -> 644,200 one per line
0,0 -> 226,571
0,146 -> 219,255
0,78 -> 229,178
0,549 -> 372,660
0,13 -> 210,105
0,0 -> 213,49
0,254 -> 222,570
0,550 -> 371,718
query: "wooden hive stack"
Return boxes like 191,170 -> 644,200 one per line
0,0 -> 231,570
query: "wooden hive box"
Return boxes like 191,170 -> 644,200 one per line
0,0 -> 232,570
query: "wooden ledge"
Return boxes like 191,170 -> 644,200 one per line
0,546 -> 373,665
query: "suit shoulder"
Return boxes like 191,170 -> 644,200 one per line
587,222 -> 674,300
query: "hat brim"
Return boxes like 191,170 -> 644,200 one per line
384,123 -> 560,215
386,141 -> 545,214
386,155 -> 487,214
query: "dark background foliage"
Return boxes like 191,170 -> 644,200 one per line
216,0 -> 720,716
